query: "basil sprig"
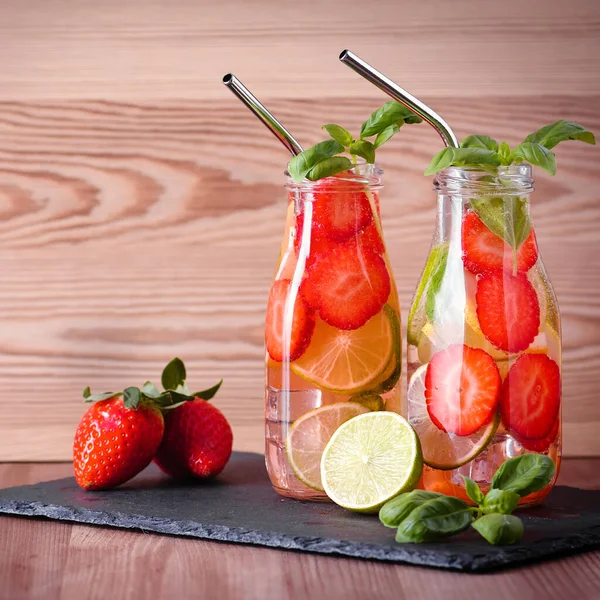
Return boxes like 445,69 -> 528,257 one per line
288,101 -> 422,182
425,120 -> 595,176
379,454 -> 556,545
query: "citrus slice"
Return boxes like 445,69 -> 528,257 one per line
320,412 -> 423,513
291,308 -> 394,394
408,364 -> 499,470
286,402 -> 370,491
407,243 -> 448,346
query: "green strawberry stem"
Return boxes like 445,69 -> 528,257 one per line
83,358 -> 223,411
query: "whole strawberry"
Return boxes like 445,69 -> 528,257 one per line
73,388 -> 164,491
153,358 -> 232,479
154,399 -> 233,479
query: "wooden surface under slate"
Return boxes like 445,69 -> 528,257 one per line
0,0 -> 599,461
1,456 -> 600,599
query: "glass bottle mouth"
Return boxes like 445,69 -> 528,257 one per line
434,164 -> 534,197
285,160 -> 384,192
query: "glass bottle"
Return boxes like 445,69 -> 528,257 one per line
265,163 -> 402,500
407,165 -> 561,507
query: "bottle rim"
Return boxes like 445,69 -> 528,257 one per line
434,164 -> 534,196
285,161 -> 384,192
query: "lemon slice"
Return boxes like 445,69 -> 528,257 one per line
320,412 -> 423,513
291,308 -> 394,394
285,402 -> 370,491
407,365 -> 499,470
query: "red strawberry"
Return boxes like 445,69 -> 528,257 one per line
265,278 -> 315,362
295,215 -> 385,268
154,399 -> 233,479
358,220 -> 385,255
310,176 -> 373,241
513,417 -> 560,453
425,344 -> 501,436
302,243 -> 390,330
476,271 -> 540,353
501,353 -> 561,440
73,397 -> 164,490
462,211 -> 538,275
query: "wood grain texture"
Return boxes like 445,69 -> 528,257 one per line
0,0 -> 599,460
1,0 -> 600,100
1,460 -> 600,600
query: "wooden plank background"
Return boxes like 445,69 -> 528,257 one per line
0,0 -> 598,460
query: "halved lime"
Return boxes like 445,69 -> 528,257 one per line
407,364 -> 499,470
285,402 -> 370,491
320,412 -> 423,513
291,308 -> 394,395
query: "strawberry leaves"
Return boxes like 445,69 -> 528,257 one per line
425,120 -> 595,176
288,101 -> 423,183
83,358 -> 223,411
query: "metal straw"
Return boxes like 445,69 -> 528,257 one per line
223,74 -> 303,156
339,50 -> 459,148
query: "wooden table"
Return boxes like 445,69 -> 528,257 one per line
1,460 -> 599,600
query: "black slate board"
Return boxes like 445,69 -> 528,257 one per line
1,451 -> 599,572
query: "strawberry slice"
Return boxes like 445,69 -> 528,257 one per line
295,214 -> 385,268
513,417 -> 559,453
310,177 -> 373,242
265,279 -> 315,362
501,353 -> 561,440
462,211 -> 538,275
425,344 -> 501,436
476,272 -> 540,353
302,244 -> 390,330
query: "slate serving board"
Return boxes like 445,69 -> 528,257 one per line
1,451 -> 599,572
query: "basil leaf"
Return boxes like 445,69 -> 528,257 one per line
395,495 -> 472,543
360,101 -> 422,138
162,357 -> 187,391
379,490 -> 442,528
461,476 -> 484,505
425,244 -> 449,322
469,196 -> 531,251
424,147 -> 500,176
322,124 -> 353,147
123,386 -> 141,409
512,142 -> 557,175
491,454 -> 556,497
461,135 -> 499,152
480,489 -> 520,515
306,156 -> 353,181
525,120 -> 596,150
193,379 -> 223,401
472,514 -> 524,545
288,140 -> 345,183
498,141 -> 513,165
349,140 -> 376,163
374,124 -> 400,149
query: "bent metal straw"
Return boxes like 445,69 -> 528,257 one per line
339,49 -> 458,149
223,73 -> 304,156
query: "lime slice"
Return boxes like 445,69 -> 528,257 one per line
286,402 -> 370,491
408,364 -> 499,470
291,308 -> 394,394
320,412 -> 423,513
407,243 -> 448,346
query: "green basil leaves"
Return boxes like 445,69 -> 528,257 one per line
379,454 -> 556,546
425,120 -> 595,176
288,101 -> 423,183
